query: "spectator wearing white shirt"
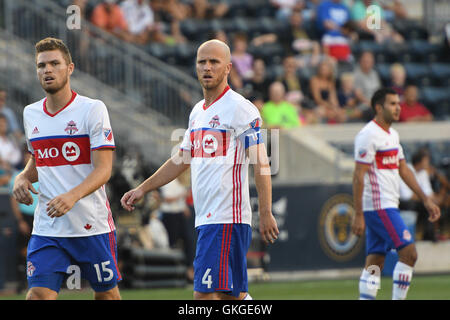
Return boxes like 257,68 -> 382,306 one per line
399,148 -> 440,241
159,177 -> 195,281
121,0 -> 165,44
0,114 -> 22,169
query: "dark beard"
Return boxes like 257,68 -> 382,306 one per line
42,75 -> 68,94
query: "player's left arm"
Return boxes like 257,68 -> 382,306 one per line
249,142 -> 279,244
47,149 -> 113,218
399,159 -> 441,222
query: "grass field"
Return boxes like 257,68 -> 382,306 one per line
2,275 -> 450,300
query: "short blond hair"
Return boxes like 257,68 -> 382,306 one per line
35,37 -> 72,65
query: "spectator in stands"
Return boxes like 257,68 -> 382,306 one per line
389,63 -> 407,100
353,51 -> 381,107
91,0 -> 134,42
251,9 -> 322,68
350,0 -> 404,43
277,55 -> 303,107
310,60 -> 346,123
283,8 -> 322,68
243,58 -> 272,102
270,0 -> 305,21
399,148 -> 442,241
262,81 -> 302,129
159,176 -> 194,282
231,33 -> 254,81
0,114 -> 21,170
337,72 -> 365,122
186,0 -> 229,20
316,0 -> 353,62
399,85 -> 433,122
121,0 -> 166,44
150,0 -> 188,44
0,88 -> 23,143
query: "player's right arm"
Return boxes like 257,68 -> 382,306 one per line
13,155 -> 38,206
120,150 -> 190,211
352,161 -> 371,236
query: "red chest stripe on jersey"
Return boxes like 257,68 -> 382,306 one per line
190,128 -> 230,158
375,148 -> 399,170
31,135 -> 91,167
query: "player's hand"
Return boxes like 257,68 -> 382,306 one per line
352,213 -> 365,236
47,192 -> 78,218
121,187 -> 145,212
424,198 -> 441,222
13,174 -> 38,206
259,212 -> 279,245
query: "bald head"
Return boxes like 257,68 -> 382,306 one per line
197,39 -> 231,64
196,39 -> 232,91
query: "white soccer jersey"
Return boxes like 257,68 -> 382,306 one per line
23,91 -> 116,237
354,120 -> 405,211
180,86 -> 262,227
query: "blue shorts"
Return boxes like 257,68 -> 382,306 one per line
26,231 -> 122,293
194,223 -> 252,297
364,208 -> 414,256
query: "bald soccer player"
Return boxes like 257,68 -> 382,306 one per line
121,40 -> 278,300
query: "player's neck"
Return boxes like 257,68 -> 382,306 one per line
203,82 -> 229,107
45,85 -> 74,114
373,116 -> 391,132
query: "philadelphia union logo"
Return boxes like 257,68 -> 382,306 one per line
318,194 -> 364,262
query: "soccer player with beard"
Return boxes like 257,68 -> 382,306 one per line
13,38 -> 121,300
352,88 -> 440,300
121,39 -> 279,300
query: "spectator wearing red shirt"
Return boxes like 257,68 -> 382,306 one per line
399,85 -> 433,122
91,0 -> 133,42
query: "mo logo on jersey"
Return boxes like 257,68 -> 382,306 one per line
32,135 -> 91,167
190,128 -> 230,158
375,149 -> 399,169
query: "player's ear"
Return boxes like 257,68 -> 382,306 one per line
68,62 -> 75,75
226,62 -> 232,76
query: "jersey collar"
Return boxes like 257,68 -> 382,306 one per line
203,85 -> 230,111
372,119 -> 390,134
43,90 -> 77,117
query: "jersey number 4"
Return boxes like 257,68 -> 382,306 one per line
202,268 -> 213,289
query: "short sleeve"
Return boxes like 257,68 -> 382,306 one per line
180,127 -> 191,152
354,131 -> 376,164
88,101 -> 115,150
233,101 -> 263,149
398,143 -> 405,160
23,110 -> 34,154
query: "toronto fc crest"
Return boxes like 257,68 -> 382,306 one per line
209,115 -> 220,128
65,120 -> 78,135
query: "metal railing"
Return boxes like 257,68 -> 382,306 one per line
1,0 -> 203,126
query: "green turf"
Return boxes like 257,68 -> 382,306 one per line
2,275 -> 450,300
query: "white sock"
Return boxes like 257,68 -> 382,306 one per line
392,261 -> 413,300
359,268 -> 380,300
243,293 -> 253,300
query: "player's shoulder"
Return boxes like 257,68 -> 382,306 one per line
227,89 -> 260,115
355,121 -> 377,141
24,97 -> 46,114
75,93 -> 107,110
